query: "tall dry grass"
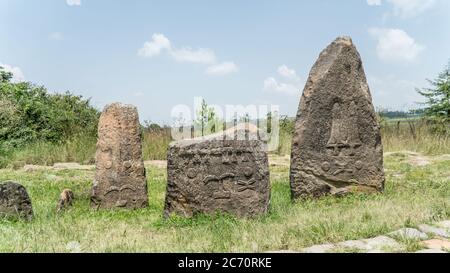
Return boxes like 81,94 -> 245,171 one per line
381,119 -> 450,155
142,128 -> 172,160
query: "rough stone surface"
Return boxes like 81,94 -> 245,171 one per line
336,236 -> 403,252
301,244 -> 335,253
388,228 -> 428,240
421,239 -> 450,251
337,240 -> 369,251
363,236 -> 403,252
0,181 -> 33,220
91,103 -> 148,209
56,189 -> 74,212
418,224 -> 450,238
164,131 -> 270,218
290,36 -> 384,199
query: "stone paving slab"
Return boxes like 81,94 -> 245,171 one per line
363,236 -> 404,252
297,220 -> 450,253
418,224 -> 450,238
301,244 -> 335,253
388,228 -> 428,240
421,239 -> 450,251
301,236 -> 403,253
336,240 -> 369,251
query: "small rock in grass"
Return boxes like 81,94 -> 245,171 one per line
388,228 -> 428,240
302,244 -> 335,253
363,236 -> 404,252
0,181 -> 33,220
56,189 -> 74,212
418,224 -> 450,238
337,240 -> 369,251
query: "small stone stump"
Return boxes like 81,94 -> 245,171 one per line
0,181 -> 33,220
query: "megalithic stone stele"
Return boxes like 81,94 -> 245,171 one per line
91,103 -> 149,209
164,126 -> 271,218
290,36 -> 385,199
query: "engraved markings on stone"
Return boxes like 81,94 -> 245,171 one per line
322,101 -> 362,179
290,37 -> 385,198
181,149 -> 257,199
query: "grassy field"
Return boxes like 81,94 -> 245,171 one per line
0,152 -> 448,253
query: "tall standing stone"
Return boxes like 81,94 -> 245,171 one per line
290,37 -> 385,199
0,181 -> 33,220
91,103 -> 148,209
164,128 -> 270,218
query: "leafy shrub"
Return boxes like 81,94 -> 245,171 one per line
0,68 -> 99,147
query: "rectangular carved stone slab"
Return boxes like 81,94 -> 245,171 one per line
164,138 -> 270,218
290,37 -> 385,199
91,103 -> 149,209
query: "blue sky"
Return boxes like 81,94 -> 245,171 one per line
1,0 -> 449,124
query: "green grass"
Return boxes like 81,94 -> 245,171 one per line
0,135 -> 97,168
0,153 -> 449,253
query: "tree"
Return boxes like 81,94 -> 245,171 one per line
417,61 -> 450,121
194,99 -> 222,136
0,66 -> 13,83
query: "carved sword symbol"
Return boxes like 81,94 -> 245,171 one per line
236,178 -> 256,192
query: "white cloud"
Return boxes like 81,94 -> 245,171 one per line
369,28 -> 424,63
388,0 -> 435,18
263,65 -> 302,96
138,33 -> 171,57
171,48 -> 216,64
138,33 -> 237,76
366,0 -> 436,18
367,0 -> 382,6
66,0 -> 81,6
0,63 -> 26,83
277,65 -> 301,82
205,62 -> 239,76
264,77 -> 299,96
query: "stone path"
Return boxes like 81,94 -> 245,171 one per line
296,220 -> 450,253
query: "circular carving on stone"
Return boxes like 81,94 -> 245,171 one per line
104,161 -> 113,169
355,160 -> 363,170
244,167 -> 254,178
124,161 -> 132,169
186,168 -> 197,179
321,162 -> 331,172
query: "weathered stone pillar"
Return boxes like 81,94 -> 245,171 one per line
290,37 -> 385,199
91,103 -> 148,209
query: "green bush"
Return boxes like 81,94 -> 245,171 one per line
0,66 -> 100,167
0,68 -> 99,146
